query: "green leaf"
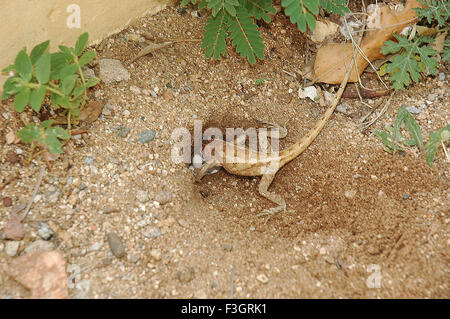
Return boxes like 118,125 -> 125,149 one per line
202,10 -> 228,60
374,130 -> 402,154
424,124 -> 450,166
45,134 -> 64,154
15,50 -> 32,82
2,76 -> 20,100
14,87 -> 31,112
60,63 -> 78,79
403,110 -> 423,149
78,51 -> 96,66
2,64 -> 15,74
381,34 -> 439,90
47,126 -> 70,140
35,52 -> 51,84
243,0 -> 276,23
29,85 -> 47,112
17,124 -> 41,143
319,0 -> 350,16
58,45 -> 74,60
228,6 -> 265,64
414,0 -> 450,27
86,77 -> 100,88
72,85 -> 86,99
75,32 -> 89,56
40,119 -> 54,129
283,0 -> 319,32
30,40 -> 50,65
50,52 -> 70,80
61,74 -> 78,95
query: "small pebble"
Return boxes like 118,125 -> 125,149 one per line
3,197 -> 12,207
149,248 -> 162,261
107,232 -> 125,258
402,194 -> 411,200
144,226 -> 161,238
136,190 -> 150,203
256,274 -> 269,284
5,241 -> 20,256
138,130 -> 156,143
38,222 -> 54,240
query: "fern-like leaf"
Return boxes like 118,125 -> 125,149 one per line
228,7 -> 265,64
319,0 -> 350,16
381,34 -> 438,90
414,0 -> 450,27
242,0 -> 277,23
202,10 -> 229,59
282,0 -> 319,32
208,0 -> 239,17
180,0 -> 197,6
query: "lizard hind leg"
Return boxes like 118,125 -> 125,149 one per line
256,173 -> 286,221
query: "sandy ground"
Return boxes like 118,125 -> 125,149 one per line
0,4 -> 449,298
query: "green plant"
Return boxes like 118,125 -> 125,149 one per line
375,107 -> 449,166
180,0 -> 349,64
18,120 -> 70,159
254,78 -> 266,85
1,32 -> 100,156
380,0 -> 449,90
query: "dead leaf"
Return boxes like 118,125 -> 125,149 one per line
7,251 -> 69,299
131,41 -> 173,63
430,31 -> 447,53
311,0 -> 424,84
4,213 -> 24,241
311,20 -> 339,42
79,100 -> 104,124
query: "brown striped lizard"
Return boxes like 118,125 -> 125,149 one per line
195,38 -> 360,218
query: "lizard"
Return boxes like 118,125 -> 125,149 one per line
195,41 -> 360,218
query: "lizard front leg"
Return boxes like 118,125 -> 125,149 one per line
195,159 -> 220,182
256,172 -> 286,219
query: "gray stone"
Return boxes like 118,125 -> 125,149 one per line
84,156 -> 94,166
138,130 -> 156,143
405,106 -> 422,114
98,59 -> 130,84
107,232 -> 125,258
336,103 -> 349,114
144,226 -> 161,238
438,72 -> 445,81
38,222 -> 54,240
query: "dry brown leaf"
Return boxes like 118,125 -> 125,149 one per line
430,31 -> 448,53
311,0 -> 424,84
79,100 -> 104,124
311,20 -> 340,42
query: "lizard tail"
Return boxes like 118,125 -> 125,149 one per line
279,102 -> 338,167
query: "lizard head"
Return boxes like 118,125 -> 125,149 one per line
193,138 -> 225,182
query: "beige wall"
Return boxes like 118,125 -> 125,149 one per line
1,0 -> 174,90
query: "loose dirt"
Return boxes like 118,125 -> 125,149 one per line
0,4 -> 448,298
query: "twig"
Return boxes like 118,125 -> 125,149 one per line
21,167 -> 45,221
360,91 -> 395,129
